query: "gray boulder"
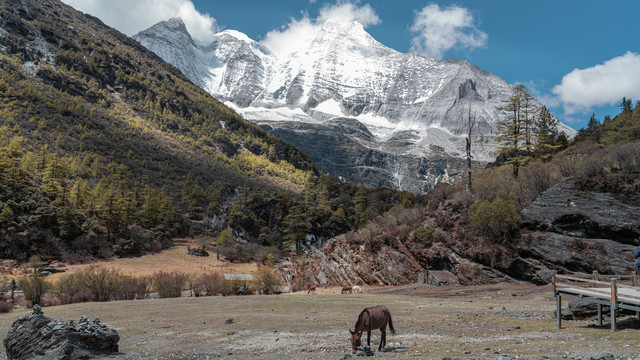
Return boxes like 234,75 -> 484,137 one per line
3,305 -> 119,360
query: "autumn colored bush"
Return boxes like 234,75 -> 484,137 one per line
250,266 -> 281,295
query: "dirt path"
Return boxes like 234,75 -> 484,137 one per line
2,282 -> 640,359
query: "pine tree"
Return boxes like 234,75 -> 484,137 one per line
282,203 -> 307,253
215,227 -> 234,260
519,86 -> 537,154
496,85 -> 531,177
533,106 -> 560,157
0,136 -> 26,187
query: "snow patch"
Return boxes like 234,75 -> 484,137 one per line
218,29 -> 253,43
314,98 -> 343,116
227,102 -> 316,123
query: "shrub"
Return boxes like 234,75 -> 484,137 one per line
56,266 -> 127,302
521,161 -> 557,204
0,299 -> 13,313
397,207 -> 424,226
472,166 -> 518,202
21,271 -> 51,306
346,231 -> 363,245
153,271 -> 187,298
39,293 -> 61,307
55,273 -> 84,304
414,225 -> 435,246
290,276 -> 307,292
120,276 -> 151,300
250,266 -> 281,295
468,196 -> 520,243
266,253 -> 275,266
364,236 -> 382,253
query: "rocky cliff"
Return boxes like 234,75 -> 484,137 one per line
282,178 -> 640,287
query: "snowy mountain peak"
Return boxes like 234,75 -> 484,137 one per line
165,17 -> 187,29
215,29 -> 254,44
134,19 -> 576,193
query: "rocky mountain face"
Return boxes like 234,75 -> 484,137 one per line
134,18 -> 575,193
281,178 -> 640,287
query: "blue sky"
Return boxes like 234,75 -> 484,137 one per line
62,0 -> 640,130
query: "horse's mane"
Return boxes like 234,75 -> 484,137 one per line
354,308 -> 369,330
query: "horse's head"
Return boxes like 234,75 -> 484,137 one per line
349,329 -> 362,353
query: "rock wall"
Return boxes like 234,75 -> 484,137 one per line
283,178 -> 640,288
281,235 -> 510,288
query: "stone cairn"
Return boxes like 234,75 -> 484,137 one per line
3,304 -> 120,360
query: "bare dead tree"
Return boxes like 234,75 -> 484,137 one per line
466,105 -> 473,194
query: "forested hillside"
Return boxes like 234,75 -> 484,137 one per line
0,0 -> 414,262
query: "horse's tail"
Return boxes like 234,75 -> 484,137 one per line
388,314 -> 396,335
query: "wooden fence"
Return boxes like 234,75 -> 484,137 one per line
552,270 -> 640,332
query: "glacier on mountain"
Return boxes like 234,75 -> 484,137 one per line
134,18 -> 575,192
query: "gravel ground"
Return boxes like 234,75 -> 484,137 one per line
2,283 -> 640,359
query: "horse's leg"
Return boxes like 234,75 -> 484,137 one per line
367,329 -> 371,347
380,328 -> 386,351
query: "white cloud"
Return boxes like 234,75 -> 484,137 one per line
552,52 -> 640,114
261,2 -> 380,58
61,0 -> 217,44
409,3 -> 487,59
317,2 -> 380,27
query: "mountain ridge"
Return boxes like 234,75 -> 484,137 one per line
134,17 -> 575,192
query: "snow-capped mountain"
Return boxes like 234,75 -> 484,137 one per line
134,18 -> 575,193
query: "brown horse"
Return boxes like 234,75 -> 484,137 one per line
341,286 -> 352,294
307,286 -> 316,294
349,305 -> 395,353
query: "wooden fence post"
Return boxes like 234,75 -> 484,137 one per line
552,271 -> 561,329
611,278 -> 617,332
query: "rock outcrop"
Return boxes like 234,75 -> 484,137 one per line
281,235 -> 510,288
522,178 -> 640,244
3,305 -> 119,360
284,178 -> 640,288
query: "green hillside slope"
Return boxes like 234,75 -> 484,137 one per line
0,0 -> 414,262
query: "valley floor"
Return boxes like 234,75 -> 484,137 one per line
2,283 -> 640,359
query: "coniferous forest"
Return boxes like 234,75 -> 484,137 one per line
0,0 -> 415,262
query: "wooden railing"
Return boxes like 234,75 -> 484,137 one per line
552,270 -> 640,332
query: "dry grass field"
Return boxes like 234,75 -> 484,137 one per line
3,282 -> 640,359
42,238 -> 259,284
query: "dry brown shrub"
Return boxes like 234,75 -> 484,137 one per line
0,299 -> 13,313
153,271 -> 188,298
56,266 -> 127,302
345,231 -> 363,245
39,293 -> 61,307
396,207 -> 424,226
120,276 -> 151,300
